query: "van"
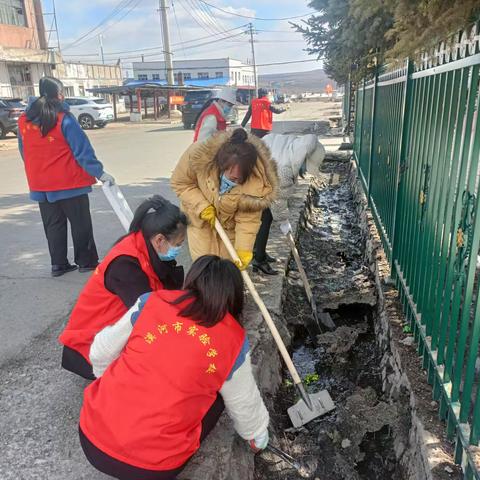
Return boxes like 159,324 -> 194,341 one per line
181,89 -> 238,129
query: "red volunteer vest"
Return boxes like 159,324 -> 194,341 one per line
80,289 -> 245,471
59,232 -> 163,362
251,97 -> 273,131
19,112 -> 96,191
193,103 -> 227,142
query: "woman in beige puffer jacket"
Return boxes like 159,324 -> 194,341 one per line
171,129 -> 278,269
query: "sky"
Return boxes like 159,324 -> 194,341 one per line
42,0 -> 320,75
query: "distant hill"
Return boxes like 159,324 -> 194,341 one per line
259,69 -> 335,95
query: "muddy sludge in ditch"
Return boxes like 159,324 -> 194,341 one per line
254,163 -> 404,480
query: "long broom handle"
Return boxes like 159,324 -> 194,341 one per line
214,219 -> 302,385
285,232 -> 314,303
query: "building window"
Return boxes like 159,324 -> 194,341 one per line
138,74 -> 148,81
0,0 -> 26,27
215,71 -> 223,78
152,73 -> 160,80
183,72 -> 192,80
198,72 -> 209,79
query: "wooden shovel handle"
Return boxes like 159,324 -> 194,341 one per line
214,219 -> 302,385
285,232 -> 314,303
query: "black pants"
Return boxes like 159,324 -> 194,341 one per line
61,346 -> 95,380
254,208 -> 273,263
38,194 -> 98,267
251,128 -> 270,138
79,395 -> 225,480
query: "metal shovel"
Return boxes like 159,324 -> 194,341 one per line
286,232 -> 336,332
266,444 -> 312,478
214,219 -> 335,426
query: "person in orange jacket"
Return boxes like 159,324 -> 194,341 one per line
241,88 -> 285,138
59,195 -> 187,380
79,255 -> 270,480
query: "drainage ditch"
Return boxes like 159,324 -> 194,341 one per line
254,159 -> 405,480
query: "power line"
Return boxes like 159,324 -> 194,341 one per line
63,0 -> 141,51
62,0 -> 133,51
171,0 -> 186,58
64,24 -> 249,59
196,1 -> 312,21
113,59 -> 317,70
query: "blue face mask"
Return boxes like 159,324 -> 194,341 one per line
222,104 -> 232,116
158,244 -> 182,261
220,173 -> 238,194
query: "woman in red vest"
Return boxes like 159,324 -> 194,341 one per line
193,87 -> 237,142
80,255 -> 269,480
18,77 -> 115,277
59,195 -> 187,380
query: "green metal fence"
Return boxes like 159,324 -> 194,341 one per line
353,22 -> 480,479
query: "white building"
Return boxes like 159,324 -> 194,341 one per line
132,58 -> 255,87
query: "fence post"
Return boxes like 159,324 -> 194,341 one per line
367,65 -> 379,204
355,78 -> 366,165
390,59 -> 413,274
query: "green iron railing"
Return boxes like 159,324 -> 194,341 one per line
353,22 -> 480,479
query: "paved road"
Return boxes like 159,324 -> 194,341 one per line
0,123 -> 194,365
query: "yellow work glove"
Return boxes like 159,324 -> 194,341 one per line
234,250 -> 253,271
200,205 -> 216,229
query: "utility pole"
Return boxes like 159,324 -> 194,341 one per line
248,23 -> 258,98
159,0 -> 174,86
99,34 -> 105,64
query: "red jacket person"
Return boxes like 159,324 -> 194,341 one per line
79,255 -> 270,480
59,195 -> 186,380
18,77 -> 115,277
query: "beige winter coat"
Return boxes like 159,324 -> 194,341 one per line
171,131 -> 279,260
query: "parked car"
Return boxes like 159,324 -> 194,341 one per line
181,89 -> 238,129
64,97 -> 114,130
0,98 -> 25,138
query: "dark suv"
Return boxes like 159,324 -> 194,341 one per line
181,89 -> 238,129
0,98 -> 25,138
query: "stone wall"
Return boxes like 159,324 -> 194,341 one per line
349,161 -> 461,479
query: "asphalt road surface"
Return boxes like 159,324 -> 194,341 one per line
0,123 -> 196,479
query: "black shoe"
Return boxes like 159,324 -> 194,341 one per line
265,253 -> 277,263
78,264 -> 99,273
252,260 -> 279,275
51,264 -> 78,277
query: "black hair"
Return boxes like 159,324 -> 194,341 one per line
215,128 -> 258,184
26,77 -> 64,137
172,255 -> 244,327
129,195 -> 187,241
193,98 -> 215,129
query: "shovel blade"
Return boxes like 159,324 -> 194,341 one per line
287,389 -> 335,428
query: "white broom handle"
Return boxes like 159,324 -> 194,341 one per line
286,232 -> 314,303
214,219 -> 302,385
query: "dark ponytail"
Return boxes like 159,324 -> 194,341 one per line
129,195 -> 187,240
26,77 -> 64,137
214,128 -> 258,184
193,98 -> 215,129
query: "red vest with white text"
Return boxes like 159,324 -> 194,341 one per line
59,232 -> 163,361
251,97 -> 273,131
80,289 -> 245,471
19,112 -> 96,191
193,103 -> 227,142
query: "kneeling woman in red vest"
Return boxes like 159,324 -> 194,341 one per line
59,195 -> 187,380
80,255 -> 269,480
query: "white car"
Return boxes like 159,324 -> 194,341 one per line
64,97 -> 114,130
